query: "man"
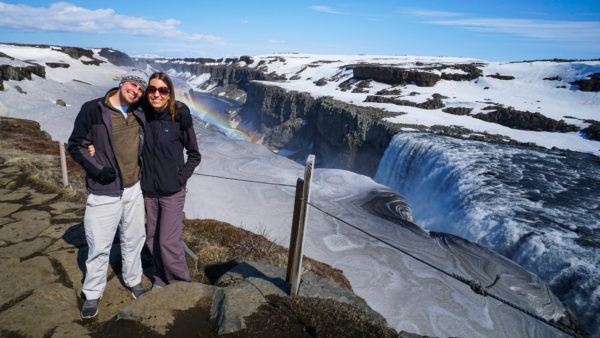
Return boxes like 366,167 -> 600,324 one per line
68,70 -> 148,319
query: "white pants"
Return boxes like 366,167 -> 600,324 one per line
82,182 -> 146,300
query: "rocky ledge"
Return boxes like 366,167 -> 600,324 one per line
0,116 -> 408,337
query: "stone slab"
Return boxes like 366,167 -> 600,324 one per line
0,165 -> 19,174
0,256 -> 57,309
0,191 -> 29,202
12,209 -> 51,221
28,193 -> 59,206
0,219 -> 52,243
47,249 -> 84,292
0,236 -> 53,258
48,201 -> 84,214
0,283 -> 79,338
0,202 -> 21,217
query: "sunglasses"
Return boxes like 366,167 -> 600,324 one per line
146,85 -> 170,96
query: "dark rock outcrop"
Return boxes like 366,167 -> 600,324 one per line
364,94 -> 445,110
473,106 -> 580,132
99,48 -> 134,67
314,78 -> 327,86
15,86 -> 26,94
582,120 -> 600,141
81,59 -> 104,66
487,73 -> 515,80
376,88 -> 402,95
59,46 -> 94,60
55,99 -> 66,106
439,64 -> 483,81
544,76 -> 562,81
45,62 -> 70,69
352,65 -> 440,87
442,107 -> 473,115
143,59 -> 285,87
571,73 -> 600,92
0,63 -> 46,81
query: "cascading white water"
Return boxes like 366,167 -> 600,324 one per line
375,133 -> 600,335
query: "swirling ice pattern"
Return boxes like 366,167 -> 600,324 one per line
184,120 -> 570,337
376,132 -> 600,335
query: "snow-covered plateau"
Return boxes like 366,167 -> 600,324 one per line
1,43 -> 598,337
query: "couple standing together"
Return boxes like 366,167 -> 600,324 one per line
67,71 -> 201,318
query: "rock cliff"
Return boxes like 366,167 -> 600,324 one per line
239,82 -> 401,175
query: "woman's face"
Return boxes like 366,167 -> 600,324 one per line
146,78 -> 170,111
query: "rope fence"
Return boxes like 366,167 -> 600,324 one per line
58,153 -> 580,337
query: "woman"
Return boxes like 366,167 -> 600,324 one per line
141,71 -> 201,287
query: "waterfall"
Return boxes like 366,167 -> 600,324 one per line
375,132 -> 600,334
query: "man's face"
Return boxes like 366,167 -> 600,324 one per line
119,81 -> 144,105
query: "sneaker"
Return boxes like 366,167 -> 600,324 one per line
130,283 -> 147,299
152,283 -> 163,290
80,299 -> 99,319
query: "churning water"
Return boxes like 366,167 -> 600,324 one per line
375,133 -> 600,335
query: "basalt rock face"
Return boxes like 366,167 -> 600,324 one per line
240,82 -> 401,175
571,73 -> 600,92
99,48 -> 134,67
364,94 -> 445,110
473,106 -> 580,133
59,46 -> 94,60
146,60 -> 285,87
0,63 -> 46,81
582,120 -> 600,141
352,65 -> 441,87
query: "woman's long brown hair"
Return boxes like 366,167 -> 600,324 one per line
148,72 -> 177,120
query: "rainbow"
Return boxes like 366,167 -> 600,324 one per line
177,92 -> 261,143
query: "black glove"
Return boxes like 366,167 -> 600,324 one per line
96,167 -> 117,184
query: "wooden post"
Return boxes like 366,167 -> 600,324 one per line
286,178 -> 304,283
287,154 -> 315,296
59,142 -> 68,187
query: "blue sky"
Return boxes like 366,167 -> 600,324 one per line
0,1 -> 599,61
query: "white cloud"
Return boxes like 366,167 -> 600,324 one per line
407,9 -> 463,17
429,18 -> 600,41
267,39 -> 285,44
0,2 -> 222,43
309,5 -> 341,15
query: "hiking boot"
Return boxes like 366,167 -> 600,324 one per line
130,283 -> 147,299
80,299 -> 99,319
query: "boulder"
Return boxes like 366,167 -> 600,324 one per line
117,282 -> 216,335
212,261 -> 387,334
51,323 -> 91,338
15,85 -> 26,94
56,99 -> 67,106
